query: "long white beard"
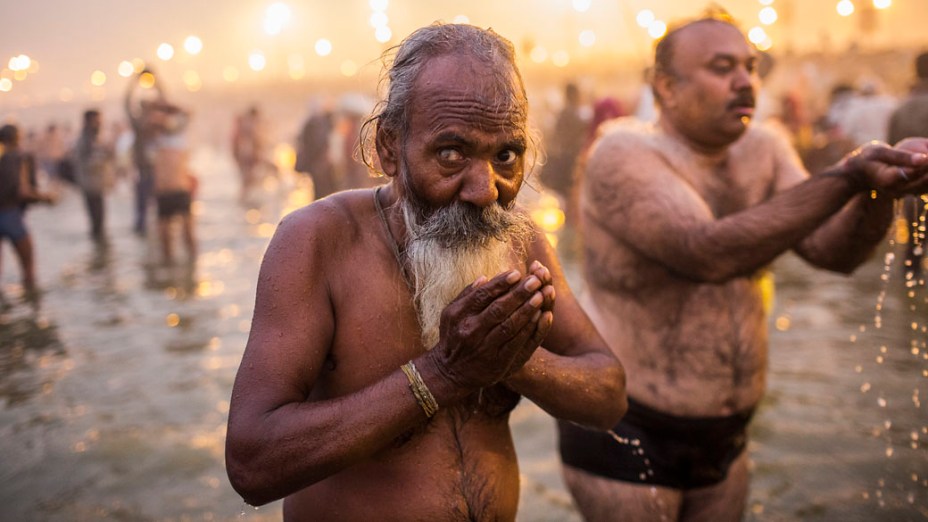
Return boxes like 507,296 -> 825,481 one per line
402,198 -> 534,348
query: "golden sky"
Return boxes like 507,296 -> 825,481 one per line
2,0 -> 926,108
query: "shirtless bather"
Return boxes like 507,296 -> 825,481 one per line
224,23 -> 627,521
560,11 -> 928,522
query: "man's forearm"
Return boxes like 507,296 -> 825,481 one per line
794,189 -> 894,273
506,348 -> 626,430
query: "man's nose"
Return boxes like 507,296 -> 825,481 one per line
459,161 -> 499,208
732,66 -> 755,91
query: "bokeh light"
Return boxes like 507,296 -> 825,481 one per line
873,0 -> 891,8
530,46 -> 548,63
579,30 -> 596,47
759,6 -> 778,25
248,50 -> 266,71
648,20 -> 667,39
572,0 -> 592,13
90,70 -> 106,86
636,9 -> 655,28
340,60 -> 358,76
748,26 -> 769,44
375,26 -> 392,43
156,43 -> 174,61
118,60 -> 135,77
184,35 -> 203,55
315,39 -> 333,57
837,0 -> 855,17
264,2 -> 291,35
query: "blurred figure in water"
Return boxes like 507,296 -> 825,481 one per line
539,82 -> 588,204
149,101 -> 197,265
0,124 -> 53,293
35,123 -> 68,187
125,69 -> 166,236
73,109 -> 116,242
294,104 -> 337,200
888,51 -> 928,278
337,93 -> 379,190
231,105 -> 269,205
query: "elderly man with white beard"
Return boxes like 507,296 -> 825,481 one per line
225,23 -> 627,521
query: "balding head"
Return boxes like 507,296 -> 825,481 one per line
361,23 -> 529,172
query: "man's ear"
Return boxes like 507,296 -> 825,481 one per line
375,129 -> 399,178
653,71 -> 677,110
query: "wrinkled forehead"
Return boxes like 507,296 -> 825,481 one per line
672,20 -> 753,68
410,53 -> 527,133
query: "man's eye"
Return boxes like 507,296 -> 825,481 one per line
710,62 -> 733,74
496,149 -> 519,165
438,149 -> 464,162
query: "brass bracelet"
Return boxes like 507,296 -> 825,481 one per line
401,361 -> 439,418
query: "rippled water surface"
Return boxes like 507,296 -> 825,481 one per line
0,148 -> 924,520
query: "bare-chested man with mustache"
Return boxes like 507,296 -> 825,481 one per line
558,11 -> 928,522
225,23 -> 627,521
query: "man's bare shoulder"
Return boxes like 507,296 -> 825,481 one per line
592,117 -> 659,155
273,189 -> 375,251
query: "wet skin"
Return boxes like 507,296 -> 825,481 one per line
225,51 -> 626,521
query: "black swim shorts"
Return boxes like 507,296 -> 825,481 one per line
558,397 -> 755,490
156,190 -> 192,218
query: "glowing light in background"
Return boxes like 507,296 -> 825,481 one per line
453,14 -> 470,24
572,0 -> 592,13
748,26 -> 769,44
315,39 -> 333,57
648,20 -> 667,39
636,9 -> 655,28
184,35 -> 203,55
759,0 -> 774,4
369,0 -> 388,11
340,60 -> 358,76
375,26 -> 392,43
264,2 -> 291,35
131,58 -> 146,73
90,70 -> 106,86
759,6 -> 778,25
873,0 -> 891,8
579,30 -> 596,47
156,43 -> 175,61
0,78 -> 12,92
837,0 -> 855,16
370,11 -> 388,28
118,60 -> 135,77
8,55 -> 31,72
223,66 -> 240,82
183,70 -> 202,92
530,46 -> 548,63
138,71 -> 156,88
248,50 -> 266,71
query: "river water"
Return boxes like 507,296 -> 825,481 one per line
0,147 -> 924,521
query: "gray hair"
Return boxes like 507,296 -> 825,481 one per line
360,22 -> 538,173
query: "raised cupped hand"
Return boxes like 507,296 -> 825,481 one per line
842,139 -> 928,195
425,267 -> 554,392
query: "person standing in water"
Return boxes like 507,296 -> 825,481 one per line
560,10 -> 928,522
225,23 -> 627,520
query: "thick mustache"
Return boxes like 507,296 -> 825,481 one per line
728,94 -> 756,109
